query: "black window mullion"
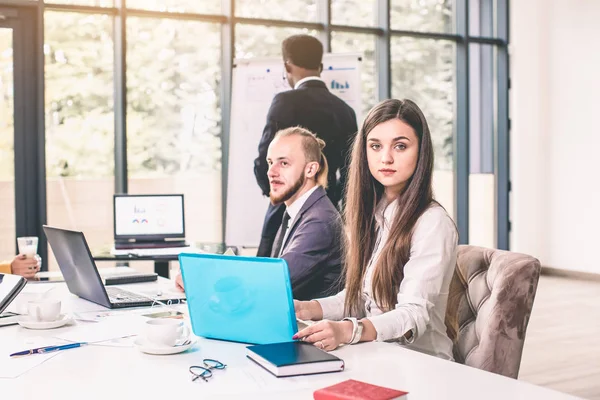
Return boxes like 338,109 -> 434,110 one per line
455,0 -> 470,244
114,0 -> 127,194
7,6 -> 47,268
317,0 -> 331,52
376,0 -> 390,101
496,0 -> 509,249
220,0 -> 234,244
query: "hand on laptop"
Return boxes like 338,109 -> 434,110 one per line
175,273 -> 185,293
293,300 -> 323,321
293,319 -> 353,352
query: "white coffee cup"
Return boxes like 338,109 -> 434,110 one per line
14,293 -> 42,315
17,236 -> 39,257
27,300 -> 62,322
144,319 -> 190,347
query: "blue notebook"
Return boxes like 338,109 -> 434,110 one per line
179,253 -> 298,344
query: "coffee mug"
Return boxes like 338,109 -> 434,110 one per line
144,319 -> 190,347
15,293 -> 42,315
17,236 -> 38,257
27,300 -> 61,322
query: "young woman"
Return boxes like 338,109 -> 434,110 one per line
293,99 -> 458,360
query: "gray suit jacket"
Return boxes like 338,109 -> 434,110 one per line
277,186 -> 343,300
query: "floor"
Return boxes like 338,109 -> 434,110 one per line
519,274 -> 600,399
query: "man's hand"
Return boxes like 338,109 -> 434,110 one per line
174,273 -> 185,293
11,255 -> 40,278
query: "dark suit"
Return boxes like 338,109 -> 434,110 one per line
254,79 -> 358,257
277,186 -> 343,301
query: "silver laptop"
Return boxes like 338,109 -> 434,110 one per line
43,226 -> 154,309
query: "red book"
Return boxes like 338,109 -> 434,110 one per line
314,379 -> 408,400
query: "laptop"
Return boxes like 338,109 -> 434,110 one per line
113,194 -> 187,250
179,253 -> 298,345
43,226 -> 155,309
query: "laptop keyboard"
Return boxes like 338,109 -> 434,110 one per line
106,286 -> 153,305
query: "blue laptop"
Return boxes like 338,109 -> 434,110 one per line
179,253 -> 298,345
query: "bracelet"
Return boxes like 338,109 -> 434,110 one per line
342,317 -> 359,344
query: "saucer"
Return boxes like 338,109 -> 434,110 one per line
18,314 -> 73,330
134,337 -> 196,355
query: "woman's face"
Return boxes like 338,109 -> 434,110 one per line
366,118 -> 419,198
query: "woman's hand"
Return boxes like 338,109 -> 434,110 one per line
293,320 -> 353,351
293,300 -> 323,321
11,255 -> 40,279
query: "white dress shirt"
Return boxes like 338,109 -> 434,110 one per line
294,76 -> 325,90
316,200 -> 458,360
277,185 -> 320,257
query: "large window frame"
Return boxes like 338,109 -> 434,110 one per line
3,0 -> 510,267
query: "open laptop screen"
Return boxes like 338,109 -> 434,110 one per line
114,194 -> 185,240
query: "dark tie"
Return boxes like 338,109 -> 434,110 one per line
270,211 -> 291,258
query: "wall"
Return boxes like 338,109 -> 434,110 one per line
510,0 -> 600,272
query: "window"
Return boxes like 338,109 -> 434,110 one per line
44,11 -> 115,269
331,0 -> 377,27
235,25 -> 317,59
0,28 -> 15,260
46,0 -> 113,7
469,0 -> 494,37
127,18 -> 222,243
9,0 -> 510,259
469,43 -> 496,248
331,32 -> 377,119
391,37 -> 455,215
126,0 -> 221,14
391,0 -> 454,33
235,0 -> 318,22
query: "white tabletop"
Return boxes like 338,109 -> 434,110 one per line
0,280 -> 579,400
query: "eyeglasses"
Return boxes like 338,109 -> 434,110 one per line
189,359 -> 227,382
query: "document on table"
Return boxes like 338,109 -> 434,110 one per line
0,338 -> 62,379
53,315 -> 144,346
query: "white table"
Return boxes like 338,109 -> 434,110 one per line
0,280 -> 580,400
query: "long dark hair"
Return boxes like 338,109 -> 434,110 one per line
343,99 -> 436,315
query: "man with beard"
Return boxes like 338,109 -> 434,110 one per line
254,34 -> 357,258
175,127 -> 342,300
265,127 -> 342,300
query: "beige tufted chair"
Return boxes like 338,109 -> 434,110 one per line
444,245 -> 541,378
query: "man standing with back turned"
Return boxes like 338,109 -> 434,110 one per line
254,34 -> 358,257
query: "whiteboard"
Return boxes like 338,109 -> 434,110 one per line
225,53 -> 362,247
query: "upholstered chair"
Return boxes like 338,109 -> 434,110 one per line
445,245 -> 541,378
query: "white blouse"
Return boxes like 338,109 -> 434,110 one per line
316,200 -> 458,360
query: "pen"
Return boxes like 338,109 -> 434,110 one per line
10,342 -> 87,357
9,334 -> 137,357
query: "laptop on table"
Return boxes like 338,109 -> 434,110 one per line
43,226 -> 155,309
113,194 -> 188,250
179,253 -> 298,345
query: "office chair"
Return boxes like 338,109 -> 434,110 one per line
445,245 -> 541,378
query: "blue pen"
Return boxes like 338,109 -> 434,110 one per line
9,342 -> 87,357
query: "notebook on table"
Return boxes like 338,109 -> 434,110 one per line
313,379 -> 408,400
246,341 -> 344,377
